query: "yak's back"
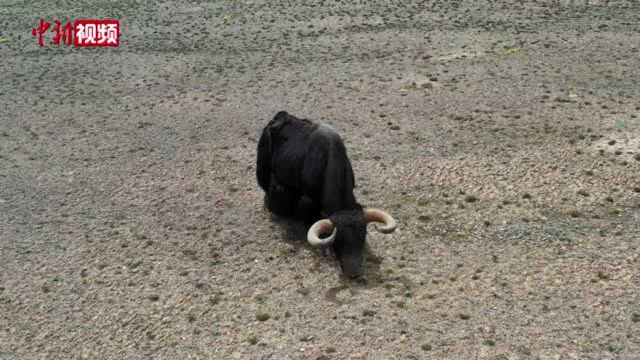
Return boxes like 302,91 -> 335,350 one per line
303,123 -> 358,212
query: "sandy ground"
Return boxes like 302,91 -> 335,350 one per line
1,0 -> 640,359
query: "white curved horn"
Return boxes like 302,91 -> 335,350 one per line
307,219 -> 336,247
363,208 -> 397,234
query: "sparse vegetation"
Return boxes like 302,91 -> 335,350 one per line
569,210 -> 582,218
248,336 -> 258,345
2,0 -> 639,358
256,313 -> 271,322
464,195 -> 478,203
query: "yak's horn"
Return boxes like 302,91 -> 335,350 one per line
363,208 -> 397,234
307,219 -> 336,247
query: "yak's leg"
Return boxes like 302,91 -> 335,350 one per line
266,177 -> 300,218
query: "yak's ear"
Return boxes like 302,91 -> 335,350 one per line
269,111 -> 290,131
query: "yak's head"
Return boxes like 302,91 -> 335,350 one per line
307,209 -> 396,278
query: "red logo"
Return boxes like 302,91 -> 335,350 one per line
31,18 -> 120,47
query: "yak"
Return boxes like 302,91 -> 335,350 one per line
256,111 -> 396,278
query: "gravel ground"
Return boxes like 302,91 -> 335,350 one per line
1,0 -> 640,359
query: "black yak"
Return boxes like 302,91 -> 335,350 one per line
256,111 -> 396,278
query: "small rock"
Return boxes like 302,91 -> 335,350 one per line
300,335 -> 314,342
